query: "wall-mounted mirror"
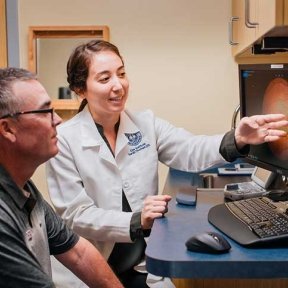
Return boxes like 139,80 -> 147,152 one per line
28,26 -> 109,113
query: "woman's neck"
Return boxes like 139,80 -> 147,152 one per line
89,107 -> 120,131
93,113 -> 121,153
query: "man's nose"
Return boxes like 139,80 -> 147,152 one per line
53,111 -> 63,126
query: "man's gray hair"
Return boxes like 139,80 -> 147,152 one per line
0,68 -> 37,117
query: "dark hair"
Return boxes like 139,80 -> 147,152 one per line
0,68 -> 37,117
66,40 -> 123,112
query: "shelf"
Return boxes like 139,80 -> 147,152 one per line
235,49 -> 288,64
52,99 -> 80,111
52,99 -> 80,121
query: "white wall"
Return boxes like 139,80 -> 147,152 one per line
18,0 -> 239,201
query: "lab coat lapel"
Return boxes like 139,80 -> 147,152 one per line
115,111 -> 140,156
79,109 -> 116,165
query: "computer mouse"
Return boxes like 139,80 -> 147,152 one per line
185,231 -> 231,254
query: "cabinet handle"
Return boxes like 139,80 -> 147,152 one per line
245,0 -> 258,28
229,16 -> 239,45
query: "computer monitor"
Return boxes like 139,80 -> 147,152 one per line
239,63 -> 288,176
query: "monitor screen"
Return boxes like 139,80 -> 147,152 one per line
239,63 -> 288,176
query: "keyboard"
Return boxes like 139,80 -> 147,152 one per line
226,197 -> 288,238
208,196 -> 288,246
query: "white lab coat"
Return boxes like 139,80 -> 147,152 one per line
47,108 -> 226,287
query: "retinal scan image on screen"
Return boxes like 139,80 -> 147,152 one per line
239,64 -> 288,175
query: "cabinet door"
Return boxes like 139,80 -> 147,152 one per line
256,0 -> 284,38
231,0 -> 257,56
231,0 -> 286,57
284,0 -> 288,24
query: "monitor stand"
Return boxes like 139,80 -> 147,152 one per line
267,174 -> 288,201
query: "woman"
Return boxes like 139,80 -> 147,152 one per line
46,40 -> 288,288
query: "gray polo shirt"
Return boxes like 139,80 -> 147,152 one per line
0,165 -> 79,287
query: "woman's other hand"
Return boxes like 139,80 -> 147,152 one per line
141,195 -> 172,230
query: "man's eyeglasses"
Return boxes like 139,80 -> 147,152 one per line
0,108 -> 54,122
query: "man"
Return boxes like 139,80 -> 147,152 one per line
0,67 -> 123,287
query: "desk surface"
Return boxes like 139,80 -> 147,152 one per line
145,169 -> 288,279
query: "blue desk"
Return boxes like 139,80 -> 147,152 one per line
145,169 -> 288,280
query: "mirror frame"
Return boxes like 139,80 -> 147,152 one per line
0,0 -> 7,67
28,25 -> 109,72
28,26 -> 109,114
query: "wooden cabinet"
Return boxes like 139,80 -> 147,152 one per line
230,0 -> 256,55
285,0 -> 288,23
173,278 -> 288,288
230,0 -> 288,57
256,0 -> 283,38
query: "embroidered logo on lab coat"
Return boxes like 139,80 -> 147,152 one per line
125,131 -> 150,155
125,131 -> 142,146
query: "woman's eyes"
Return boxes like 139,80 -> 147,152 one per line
98,72 -> 126,83
119,71 -> 126,78
99,76 -> 110,82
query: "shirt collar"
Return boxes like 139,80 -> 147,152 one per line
0,165 -> 36,212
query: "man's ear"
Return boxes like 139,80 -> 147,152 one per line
0,120 -> 17,142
